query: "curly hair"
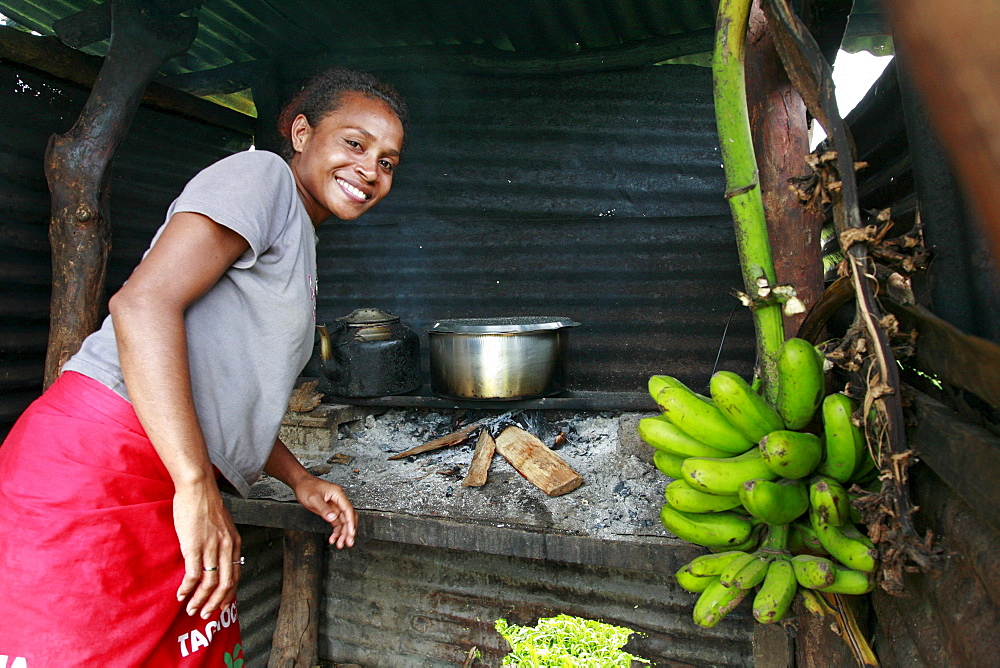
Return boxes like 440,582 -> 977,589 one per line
276,68 -> 408,159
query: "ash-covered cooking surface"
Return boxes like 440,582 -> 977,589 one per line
253,408 -> 671,542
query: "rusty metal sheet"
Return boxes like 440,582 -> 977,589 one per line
319,537 -> 753,666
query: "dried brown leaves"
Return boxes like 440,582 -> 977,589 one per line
788,150 -> 868,212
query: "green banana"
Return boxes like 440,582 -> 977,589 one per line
775,338 -> 826,429
659,503 -> 758,549
709,370 -> 785,443
738,478 -> 809,525
849,504 -> 863,526
809,476 -> 852,527
652,449 -> 685,479
753,558 -> 797,623
817,393 -> 865,483
712,523 -> 764,553
649,375 -> 714,405
681,447 -> 778,496
788,520 -> 827,555
676,564 -> 715,593
665,479 -> 743,513
649,374 -> 678,401
790,554 -> 837,589
687,550 -> 746,577
729,554 -> 771,590
638,415 -> 732,458
817,564 -> 875,595
799,588 -> 828,617
810,512 -> 877,573
718,551 -> 757,587
760,430 -> 823,479
693,576 -> 750,628
656,387 -> 755,454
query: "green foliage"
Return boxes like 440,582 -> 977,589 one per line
495,614 -> 649,667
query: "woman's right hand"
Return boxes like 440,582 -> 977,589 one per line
173,479 -> 243,619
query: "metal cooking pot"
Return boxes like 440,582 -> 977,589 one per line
427,316 -> 580,400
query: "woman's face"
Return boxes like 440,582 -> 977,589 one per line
289,92 -> 404,225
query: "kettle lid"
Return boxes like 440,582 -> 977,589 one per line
338,307 -> 400,326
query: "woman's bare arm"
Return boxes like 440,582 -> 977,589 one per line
109,211 -> 249,619
264,438 -> 358,548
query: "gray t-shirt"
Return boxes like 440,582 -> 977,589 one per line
64,150 -> 318,497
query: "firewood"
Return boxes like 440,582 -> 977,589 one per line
494,425 -> 583,497
461,430 -> 496,487
387,417 -> 491,460
287,380 -> 323,412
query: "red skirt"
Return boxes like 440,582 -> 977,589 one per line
0,371 -> 243,666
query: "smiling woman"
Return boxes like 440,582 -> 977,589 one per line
0,68 -> 408,666
278,68 -> 408,224
287,92 -> 404,223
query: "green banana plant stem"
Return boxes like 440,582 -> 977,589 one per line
713,0 -> 785,402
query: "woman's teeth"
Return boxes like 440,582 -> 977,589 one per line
338,179 -> 368,200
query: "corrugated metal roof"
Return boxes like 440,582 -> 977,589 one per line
0,0 -> 888,114
1,1 -> 717,59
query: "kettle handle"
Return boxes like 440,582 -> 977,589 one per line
317,324 -> 332,363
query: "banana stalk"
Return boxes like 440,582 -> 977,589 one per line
759,522 -> 790,554
713,0 -> 785,401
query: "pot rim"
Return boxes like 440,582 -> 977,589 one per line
427,316 -> 580,334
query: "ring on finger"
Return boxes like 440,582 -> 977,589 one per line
233,557 -> 245,565
203,566 -> 219,572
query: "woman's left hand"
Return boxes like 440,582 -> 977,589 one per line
293,476 -> 358,548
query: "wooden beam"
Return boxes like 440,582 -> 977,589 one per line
268,529 -> 324,668
223,498 -> 704,574
888,302 -> 1000,411
0,26 -> 253,135
882,0 -> 1000,263
42,0 -> 198,387
53,0 -> 201,49
908,389 -> 1000,536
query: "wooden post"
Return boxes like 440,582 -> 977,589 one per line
42,0 -> 197,387
745,1 -> 831,658
746,0 -> 824,338
269,529 -> 325,668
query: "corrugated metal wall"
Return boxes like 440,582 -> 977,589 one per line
321,537 -> 753,666
317,65 -> 756,395
0,60 -> 251,436
235,524 -> 283,667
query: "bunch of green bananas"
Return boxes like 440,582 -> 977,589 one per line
639,338 -> 879,628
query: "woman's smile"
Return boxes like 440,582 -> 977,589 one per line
337,177 -> 370,202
